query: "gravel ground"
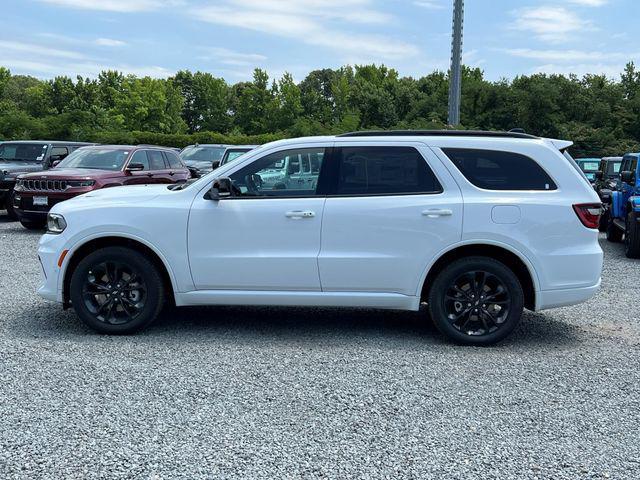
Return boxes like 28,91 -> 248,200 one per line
0,213 -> 639,480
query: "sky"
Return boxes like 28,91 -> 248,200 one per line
1,0 -> 639,83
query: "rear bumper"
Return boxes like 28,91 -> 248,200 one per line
535,279 -> 601,311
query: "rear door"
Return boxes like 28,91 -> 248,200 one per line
318,142 -> 463,296
163,150 -> 191,182
147,150 -> 171,183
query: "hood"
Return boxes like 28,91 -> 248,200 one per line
18,168 -> 122,180
0,160 -> 42,177
53,184 -> 173,213
184,160 -> 213,171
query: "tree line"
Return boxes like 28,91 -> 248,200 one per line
0,63 -> 639,157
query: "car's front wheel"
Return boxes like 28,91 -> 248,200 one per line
5,191 -> 18,220
69,247 -> 165,334
428,257 -> 524,345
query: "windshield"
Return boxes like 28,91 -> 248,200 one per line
0,143 -> 48,162
221,149 -> 251,165
57,148 -> 129,171
577,160 -> 600,172
608,161 -> 622,175
180,146 -> 226,162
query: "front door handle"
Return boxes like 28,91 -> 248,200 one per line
285,210 -> 316,219
422,208 -> 453,218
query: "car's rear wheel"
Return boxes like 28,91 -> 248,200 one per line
428,257 -> 524,345
19,218 -> 47,230
69,247 -> 164,334
625,211 -> 640,258
5,191 -> 18,220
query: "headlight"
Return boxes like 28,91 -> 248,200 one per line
47,213 -> 67,234
67,180 -> 96,188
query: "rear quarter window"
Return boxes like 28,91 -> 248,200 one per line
442,148 -> 557,191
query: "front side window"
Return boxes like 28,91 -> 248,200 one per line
334,146 -> 442,195
56,148 -> 129,171
443,148 -> 557,191
608,161 -> 622,175
129,150 -> 150,170
229,148 -> 325,197
0,143 -> 48,162
50,146 -> 69,158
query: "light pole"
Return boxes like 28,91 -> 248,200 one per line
447,0 -> 464,126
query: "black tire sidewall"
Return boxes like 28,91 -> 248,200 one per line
69,246 -> 164,334
5,191 -> 18,220
625,211 -> 640,258
428,257 -> 524,346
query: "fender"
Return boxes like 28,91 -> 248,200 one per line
414,239 -> 542,297
632,195 -> 640,213
611,190 -> 624,219
58,231 -> 181,298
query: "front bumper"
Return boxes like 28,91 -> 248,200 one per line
13,190 -> 79,220
37,232 -> 69,303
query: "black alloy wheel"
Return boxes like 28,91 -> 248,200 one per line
70,247 -> 164,334
428,257 -> 524,345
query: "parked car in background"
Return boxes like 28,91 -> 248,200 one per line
215,145 -> 259,170
37,130 -> 603,345
180,144 -> 229,178
606,152 -> 640,257
13,145 -> 190,229
575,158 -> 602,183
0,140 -> 93,219
593,156 -> 623,230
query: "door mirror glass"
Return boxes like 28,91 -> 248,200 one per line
127,163 -> 145,172
207,177 -> 234,200
211,160 -> 221,170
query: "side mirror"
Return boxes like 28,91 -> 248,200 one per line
126,163 -> 145,173
621,171 -> 635,184
52,160 -> 61,168
211,160 -> 221,170
595,171 -> 603,180
207,177 -> 233,200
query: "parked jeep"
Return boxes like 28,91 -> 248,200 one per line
0,140 -> 93,219
215,145 -> 258,170
575,158 -> 601,184
606,153 -> 640,257
593,156 -> 623,231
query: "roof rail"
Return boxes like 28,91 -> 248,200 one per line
337,130 -> 539,140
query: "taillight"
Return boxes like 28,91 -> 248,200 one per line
573,203 -> 602,229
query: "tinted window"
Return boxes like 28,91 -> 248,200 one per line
443,148 -> 557,191
50,146 -> 69,158
180,146 -> 226,162
608,162 -> 622,175
0,143 -> 48,161
148,150 -> 166,170
335,147 -> 441,195
165,151 -> 184,169
129,150 -> 149,170
57,148 -> 130,171
229,148 -> 325,197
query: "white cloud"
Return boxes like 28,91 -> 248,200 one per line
504,48 -> 639,63
0,40 -> 86,60
36,0 -> 183,13
198,47 -> 267,67
567,0 -> 608,6
511,6 -> 593,43
413,1 -> 445,9
190,0 -> 419,60
532,63 -> 624,78
95,38 -> 127,47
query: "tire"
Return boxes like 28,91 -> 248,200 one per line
69,246 -> 165,334
427,256 -> 524,346
19,218 -> 47,230
625,211 -> 640,259
598,208 -> 609,232
5,191 -> 18,220
606,217 -> 623,243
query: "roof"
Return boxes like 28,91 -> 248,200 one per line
80,144 -> 174,150
0,140 -> 94,145
338,130 -> 539,139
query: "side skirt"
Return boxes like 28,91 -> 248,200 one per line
175,290 -> 421,311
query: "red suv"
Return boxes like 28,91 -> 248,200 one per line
13,145 -> 191,229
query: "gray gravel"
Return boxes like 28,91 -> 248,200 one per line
0,212 -> 639,480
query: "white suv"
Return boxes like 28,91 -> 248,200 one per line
37,131 -> 603,345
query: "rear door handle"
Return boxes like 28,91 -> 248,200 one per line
285,210 -> 316,219
422,208 -> 453,218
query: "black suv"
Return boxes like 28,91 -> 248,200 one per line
593,156 -> 623,230
0,140 -> 93,219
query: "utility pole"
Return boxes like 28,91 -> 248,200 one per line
447,0 -> 464,126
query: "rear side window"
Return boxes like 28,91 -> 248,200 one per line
335,147 -> 442,195
148,150 -> 166,170
164,151 -> 184,169
442,148 -> 557,191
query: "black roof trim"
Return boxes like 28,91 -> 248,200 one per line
337,130 -> 539,140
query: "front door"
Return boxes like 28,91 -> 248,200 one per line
188,146 -> 329,291
318,143 -> 463,296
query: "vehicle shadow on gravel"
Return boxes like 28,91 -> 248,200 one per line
9,302 -> 581,349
